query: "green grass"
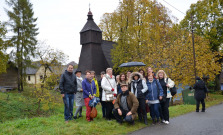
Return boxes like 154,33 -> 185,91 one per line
0,92 -> 223,135
0,88 -> 63,123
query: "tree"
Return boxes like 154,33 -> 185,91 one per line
0,21 -> 9,74
29,42 -> 68,114
180,0 -> 223,90
99,0 -> 221,86
36,41 -> 68,85
5,0 -> 39,91
180,0 -> 223,52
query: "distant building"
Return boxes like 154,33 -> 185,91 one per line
25,62 -> 52,85
0,61 -> 18,90
78,10 -> 115,76
26,61 -> 77,85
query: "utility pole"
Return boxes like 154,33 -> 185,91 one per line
191,14 -> 197,83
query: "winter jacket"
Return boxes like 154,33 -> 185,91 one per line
130,72 -> 148,98
193,77 -> 208,100
146,79 -> 164,100
59,70 -> 77,94
82,78 -> 96,99
114,90 -> 139,120
101,74 -> 117,101
93,78 -> 100,97
157,77 -> 175,98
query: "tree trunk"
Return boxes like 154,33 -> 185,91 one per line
214,74 -> 220,91
17,27 -> 21,92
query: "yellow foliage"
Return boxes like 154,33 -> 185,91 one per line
99,0 -> 222,86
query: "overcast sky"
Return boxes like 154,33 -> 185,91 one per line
0,0 -> 198,64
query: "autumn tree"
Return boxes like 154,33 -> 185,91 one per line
36,41 -> 68,85
180,0 -> 223,90
0,21 -> 10,74
29,42 -> 68,114
99,0 -> 221,86
5,0 -> 39,91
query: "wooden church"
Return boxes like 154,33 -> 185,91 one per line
78,10 -> 115,75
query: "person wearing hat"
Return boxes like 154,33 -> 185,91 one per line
130,72 -> 148,125
193,76 -> 208,112
113,83 -> 139,125
73,70 -> 85,119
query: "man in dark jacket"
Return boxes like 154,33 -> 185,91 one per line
59,64 -> 77,123
113,83 -> 139,125
193,76 -> 208,112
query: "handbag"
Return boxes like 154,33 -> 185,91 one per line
90,107 -> 97,118
145,103 -> 150,113
167,78 -> 177,96
105,76 -> 116,102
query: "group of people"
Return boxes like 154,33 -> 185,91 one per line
59,64 -> 207,125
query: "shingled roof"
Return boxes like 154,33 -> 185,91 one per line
25,62 -> 41,75
101,40 -> 116,67
80,11 -> 102,33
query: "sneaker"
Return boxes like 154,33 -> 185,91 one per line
201,110 -> 205,112
78,115 -> 83,118
161,120 -> 166,123
164,121 -> 169,124
73,116 -> 77,119
196,110 -> 199,112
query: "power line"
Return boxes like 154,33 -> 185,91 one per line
162,0 -> 186,15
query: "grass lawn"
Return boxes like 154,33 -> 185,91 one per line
0,92 -> 223,135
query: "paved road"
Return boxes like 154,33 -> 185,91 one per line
129,103 -> 223,135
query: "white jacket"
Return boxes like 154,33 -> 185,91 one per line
101,74 -> 117,101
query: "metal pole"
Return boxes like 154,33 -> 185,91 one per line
191,14 -> 197,83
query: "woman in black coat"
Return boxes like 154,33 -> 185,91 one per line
193,77 -> 208,112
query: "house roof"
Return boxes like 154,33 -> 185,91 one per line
25,67 -> 38,75
80,11 -> 102,33
101,40 -> 116,67
25,62 -> 41,75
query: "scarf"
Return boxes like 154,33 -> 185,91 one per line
77,76 -> 83,81
121,90 -> 129,96
149,79 -> 153,83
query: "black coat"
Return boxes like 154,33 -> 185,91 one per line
193,80 -> 208,100
59,70 -> 77,94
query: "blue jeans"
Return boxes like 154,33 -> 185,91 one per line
149,103 -> 160,120
63,93 -> 75,121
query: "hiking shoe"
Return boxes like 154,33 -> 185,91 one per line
164,121 -> 169,124
73,116 -> 77,119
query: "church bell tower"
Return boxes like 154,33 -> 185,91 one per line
78,10 -> 108,75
